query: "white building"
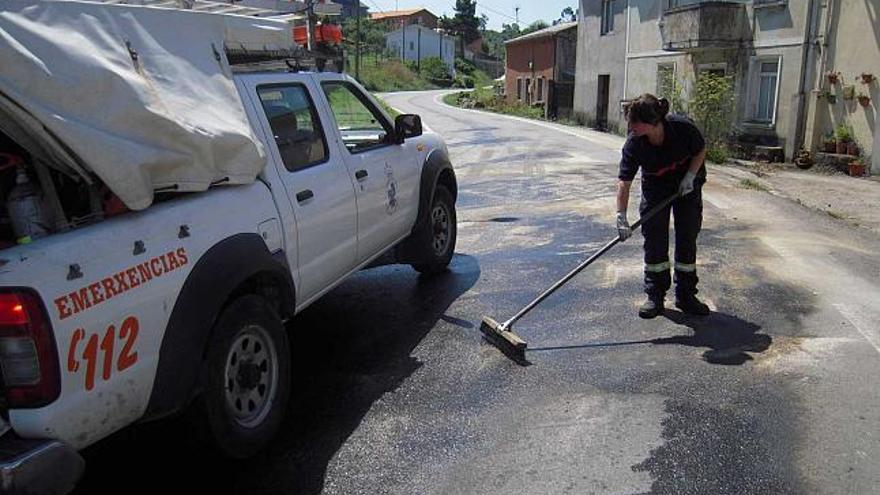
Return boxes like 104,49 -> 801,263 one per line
385,24 -> 456,72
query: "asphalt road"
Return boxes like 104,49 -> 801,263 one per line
75,90 -> 880,494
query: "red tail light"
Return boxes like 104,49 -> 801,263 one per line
0,291 -> 60,408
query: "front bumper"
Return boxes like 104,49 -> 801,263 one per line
0,432 -> 84,494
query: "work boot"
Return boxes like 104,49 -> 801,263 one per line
675,295 -> 711,316
639,296 -> 665,319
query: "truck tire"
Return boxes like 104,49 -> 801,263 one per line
411,184 -> 457,275
200,294 -> 290,458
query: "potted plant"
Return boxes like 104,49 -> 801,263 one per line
849,158 -> 866,177
823,132 -> 837,153
794,149 -> 814,170
847,141 -> 860,156
827,71 -> 841,84
860,72 -> 876,84
834,123 -> 853,154
819,89 -> 837,104
858,93 -> 872,107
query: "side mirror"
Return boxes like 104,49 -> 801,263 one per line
394,114 -> 423,144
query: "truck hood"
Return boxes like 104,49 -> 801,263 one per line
0,1 -> 288,210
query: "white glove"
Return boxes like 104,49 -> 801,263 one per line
679,171 -> 697,196
616,211 -> 631,242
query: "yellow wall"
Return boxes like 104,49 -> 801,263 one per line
809,0 -> 880,168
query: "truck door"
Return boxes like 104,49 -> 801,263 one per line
319,81 -> 417,264
252,82 -> 358,301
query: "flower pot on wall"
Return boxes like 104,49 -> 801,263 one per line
860,73 -> 876,85
849,160 -> 866,177
836,142 -> 848,154
847,142 -> 859,156
858,95 -> 872,107
824,141 -> 837,153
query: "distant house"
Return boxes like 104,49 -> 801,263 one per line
385,24 -> 456,72
505,22 -> 578,119
370,8 -> 438,29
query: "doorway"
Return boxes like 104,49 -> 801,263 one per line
596,74 -> 610,130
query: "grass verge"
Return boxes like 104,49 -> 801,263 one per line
443,86 -> 545,120
739,178 -> 770,191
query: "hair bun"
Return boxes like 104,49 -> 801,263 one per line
658,98 -> 670,115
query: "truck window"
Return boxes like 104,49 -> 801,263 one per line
321,82 -> 393,153
257,84 -> 328,172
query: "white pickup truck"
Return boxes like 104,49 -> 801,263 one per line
0,3 -> 456,493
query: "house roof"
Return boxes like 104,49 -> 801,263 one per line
505,21 -> 577,45
369,8 -> 436,21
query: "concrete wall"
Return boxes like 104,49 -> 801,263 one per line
573,0 -> 628,131
574,0 -> 818,157
804,0 -> 880,171
385,25 -> 455,70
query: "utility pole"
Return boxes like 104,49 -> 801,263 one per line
306,0 -> 315,51
417,24 -> 421,71
515,6 -> 520,26
355,0 -> 361,79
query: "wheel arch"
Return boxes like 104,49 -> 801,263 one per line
143,233 -> 295,421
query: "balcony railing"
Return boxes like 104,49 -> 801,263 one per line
660,1 -> 750,51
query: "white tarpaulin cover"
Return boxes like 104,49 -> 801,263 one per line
0,1 -> 293,210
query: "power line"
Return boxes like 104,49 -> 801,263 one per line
477,3 -> 517,22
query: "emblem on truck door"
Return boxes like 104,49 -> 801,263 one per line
385,162 -> 398,215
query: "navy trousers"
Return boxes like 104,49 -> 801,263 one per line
639,179 -> 703,300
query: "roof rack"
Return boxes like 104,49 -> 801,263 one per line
91,0 -> 340,18
226,46 -> 345,73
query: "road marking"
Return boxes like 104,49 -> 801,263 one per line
834,303 -> 880,355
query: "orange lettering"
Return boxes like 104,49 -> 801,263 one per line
70,288 -> 91,314
113,272 -> 131,293
176,247 -> 189,266
101,278 -> 117,299
55,296 -> 73,320
88,282 -> 105,305
166,251 -> 181,271
137,262 -> 153,283
126,267 -> 141,288
150,258 -> 163,277
159,253 -> 171,273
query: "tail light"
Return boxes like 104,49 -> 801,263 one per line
0,291 -> 60,408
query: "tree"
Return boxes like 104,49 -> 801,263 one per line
439,0 -> 482,56
521,20 -> 549,36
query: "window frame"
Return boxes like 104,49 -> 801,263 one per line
256,82 -> 330,173
516,77 -> 523,101
320,80 -> 396,155
536,77 -> 545,103
601,0 -> 614,35
747,55 -> 782,126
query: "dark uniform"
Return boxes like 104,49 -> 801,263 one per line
618,114 -> 707,302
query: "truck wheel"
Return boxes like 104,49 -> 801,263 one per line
412,185 -> 456,275
201,294 -> 290,458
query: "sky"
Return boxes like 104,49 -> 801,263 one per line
361,0 -> 579,31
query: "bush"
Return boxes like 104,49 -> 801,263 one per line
419,57 -> 450,81
689,72 -> 735,148
706,146 -> 729,164
455,58 -> 477,76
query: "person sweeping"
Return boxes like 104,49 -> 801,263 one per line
616,94 -> 711,319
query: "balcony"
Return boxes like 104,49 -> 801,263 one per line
659,1 -> 750,52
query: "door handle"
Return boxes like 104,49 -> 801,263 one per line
355,169 -> 368,180
296,189 -> 314,203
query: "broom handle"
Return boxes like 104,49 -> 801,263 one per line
504,191 -> 681,328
